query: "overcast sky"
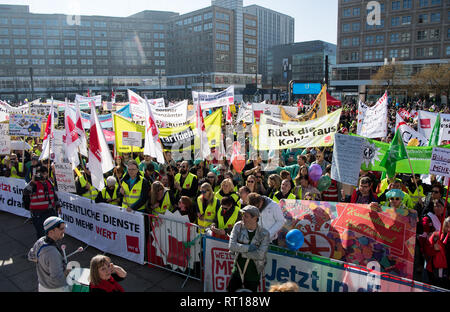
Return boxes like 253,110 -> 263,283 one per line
1,0 -> 338,44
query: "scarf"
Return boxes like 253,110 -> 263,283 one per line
427,212 -> 441,232
90,276 -> 124,292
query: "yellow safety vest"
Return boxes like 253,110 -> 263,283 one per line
407,185 -> 425,207
121,178 -> 146,212
215,191 -> 241,208
10,163 -> 23,179
152,191 -> 174,215
217,206 -> 240,231
175,172 -> 197,197
79,175 -> 99,201
101,184 -> 120,206
295,186 -> 302,200
197,196 -> 219,233
272,191 -> 296,203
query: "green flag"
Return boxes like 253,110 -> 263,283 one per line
428,113 -> 440,146
379,129 -> 408,178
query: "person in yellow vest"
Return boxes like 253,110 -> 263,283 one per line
404,174 -> 425,208
273,179 -> 296,203
205,172 -> 220,193
378,178 -> 414,209
215,178 -> 241,208
174,161 -> 198,200
95,176 -> 123,206
149,181 -> 176,215
120,160 -> 149,213
210,196 -> 241,240
266,174 -> 282,199
8,153 -> 24,179
196,182 -> 220,233
294,175 -> 321,200
75,167 -> 99,201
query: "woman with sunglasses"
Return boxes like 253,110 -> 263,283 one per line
246,174 -> 265,195
196,183 -> 221,233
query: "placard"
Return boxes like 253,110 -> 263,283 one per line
331,134 -> 364,186
9,114 -> 45,137
429,147 -> 450,178
0,124 -> 11,155
122,131 -> 142,147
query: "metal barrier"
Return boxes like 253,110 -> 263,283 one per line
145,213 -> 203,288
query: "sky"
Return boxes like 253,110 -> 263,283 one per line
0,0 -> 338,44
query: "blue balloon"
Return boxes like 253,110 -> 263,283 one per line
285,229 -> 304,251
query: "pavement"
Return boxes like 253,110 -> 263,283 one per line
0,211 -> 203,292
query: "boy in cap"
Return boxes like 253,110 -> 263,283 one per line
227,205 -> 270,292
28,216 -> 71,292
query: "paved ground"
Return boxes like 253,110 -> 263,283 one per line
0,211 -> 203,292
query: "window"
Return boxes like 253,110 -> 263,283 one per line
11,18 -> 25,25
402,16 -> 411,25
245,19 -> 256,27
93,21 -> 107,28
216,43 -> 229,51
63,29 -> 76,36
418,14 -> 429,23
353,8 -> 360,16
403,0 -> 412,9
0,28 -> 7,35
79,31 -> 91,37
392,1 -> 401,10
417,30 -> 428,40
419,0 -> 428,7
401,32 -> 411,42
352,22 -> 360,31
431,13 -> 441,22
342,38 -> 350,46
30,29 -> 43,36
204,23 -> 213,31
400,48 -> 410,58
216,12 -> 230,21
389,49 -> 399,58
244,28 -> 256,36
12,29 -> 26,36
342,23 -> 350,32
376,35 -> 384,44
204,12 -> 213,20
391,33 -> 400,42
391,17 -> 400,26
80,40 -> 92,46
352,37 -> 359,46
366,36 -> 374,45
216,22 -> 230,31
375,50 -> 384,59
430,29 -> 440,39
47,29 -> 59,36
47,39 -> 60,46
30,39 -> 44,46
343,8 -> 351,17
364,50 -> 373,60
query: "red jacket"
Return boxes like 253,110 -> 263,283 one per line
424,232 -> 448,272
89,274 -> 124,292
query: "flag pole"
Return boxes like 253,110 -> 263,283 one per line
439,178 -> 450,237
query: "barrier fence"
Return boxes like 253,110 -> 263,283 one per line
0,177 -> 448,292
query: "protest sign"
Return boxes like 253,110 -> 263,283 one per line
277,199 -> 418,279
147,97 -> 165,108
122,131 -> 142,148
429,147 -> 450,178
357,92 -> 388,138
151,100 -> 188,127
128,89 -> 147,121
418,111 -> 450,143
331,134 -> 364,186
75,94 -> 101,108
252,102 -> 298,123
0,177 -> 29,218
257,109 -> 341,150
192,86 -> 234,110
59,192 -> 145,264
28,103 -> 53,116
52,129 -> 76,192
203,236 -> 443,292
0,124 -> 11,155
9,114 -> 44,137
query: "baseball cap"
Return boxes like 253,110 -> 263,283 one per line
240,205 -> 260,218
43,216 -> 65,233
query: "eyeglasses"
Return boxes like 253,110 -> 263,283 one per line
389,197 -> 401,201
247,180 -> 255,183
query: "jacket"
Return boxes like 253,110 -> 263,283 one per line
259,196 -> 286,241
28,236 -> 67,289
229,221 -> 270,275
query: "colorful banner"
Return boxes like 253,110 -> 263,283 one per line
9,114 -> 45,137
395,113 -> 428,146
58,191 -> 145,264
257,109 -> 341,150
192,86 -> 234,110
277,200 -> 417,279
203,236 -> 445,292
357,92 -> 388,139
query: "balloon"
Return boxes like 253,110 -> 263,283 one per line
308,164 -> 323,182
317,175 -> 331,192
285,229 -> 304,251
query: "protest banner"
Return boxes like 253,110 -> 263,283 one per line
28,103 -> 53,116
128,89 -> 147,121
257,109 -> 341,151
52,130 -> 76,193
0,177 -> 29,218
236,102 -> 253,123
395,113 -> 429,146
192,86 -> 234,110
58,191 -> 145,264
151,100 -> 188,127
418,111 -> 450,143
0,123 -> 11,155
355,134 -> 450,174
9,114 -> 44,137
331,134 -> 364,186
357,92 -> 388,138
75,94 -> 102,108
203,236 -> 444,292
147,97 -> 165,108
277,199 -> 417,279
429,147 -> 450,178
113,114 -> 145,153
252,102 -> 298,123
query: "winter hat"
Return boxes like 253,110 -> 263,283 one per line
43,216 -> 65,233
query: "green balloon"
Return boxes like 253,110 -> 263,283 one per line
317,175 -> 331,192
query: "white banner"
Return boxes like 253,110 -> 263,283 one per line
122,131 -> 142,148
59,192 -> 145,264
258,109 -> 342,150
192,86 -> 234,110
152,100 -> 188,127
331,134 -> 364,186
52,130 -> 76,193
252,102 -> 298,123
203,236 -> 446,292
418,111 -> 450,144
147,97 -> 165,108
0,124 -> 11,155
395,113 -> 429,146
128,89 -> 147,121
357,92 -> 388,138
0,177 -> 30,218
75,95 -> 102,108
236,102 -> 253,123
429,147 -> 450,178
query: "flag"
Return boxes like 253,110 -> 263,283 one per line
87,102 -> 114,191
75,100 -> 88,157
144,97 -> 165,164
229,141 -> 245,173
226,100 -> 232,124
379,129 -> 408,178
64,100 -> 81,169
39,99 -> 55,161
428,113 -> 441,146
111,89 -> 116,104
194,98 -> 211,160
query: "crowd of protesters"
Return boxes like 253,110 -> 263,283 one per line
2,94 -> 449,290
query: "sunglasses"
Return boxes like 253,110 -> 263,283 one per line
432,190 -> 440,194
247,180 -> 255,183
200,190 -> 209,194
389,197 -> 401,201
